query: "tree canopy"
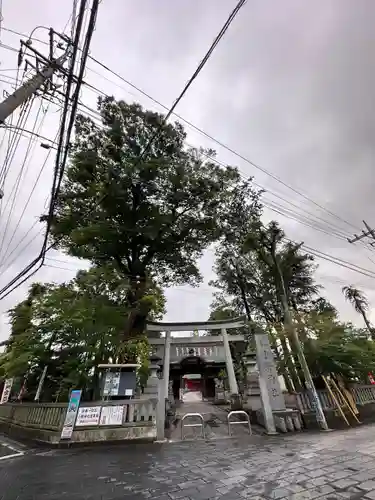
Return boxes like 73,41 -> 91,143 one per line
0,265 -> 165,401
47,96 -> 262,338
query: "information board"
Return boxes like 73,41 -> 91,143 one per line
75,406 -> 101,427
103,371 -> 120,396
99,405 -> 124,426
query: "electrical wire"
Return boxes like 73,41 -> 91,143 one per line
0,0 -> 247,299
1,24 -> 364,235
300,246 -> 375,280
83,59 -> 360,234
0,128 -> 60,265
73,69 -> 361,243
123,0 -> 247,172
0,98 -> 46,261
0,0 -> 98,300
2,3 -> 371,299
70,98 -> 356,246
0,224 -> 42,277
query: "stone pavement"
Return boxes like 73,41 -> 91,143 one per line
170,400 -> 258,441
3,425 -> 375,499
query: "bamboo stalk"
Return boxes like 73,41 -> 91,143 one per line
322,375 -> 350,426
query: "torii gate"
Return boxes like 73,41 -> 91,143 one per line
146,316 -> 278,436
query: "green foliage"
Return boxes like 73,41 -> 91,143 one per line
0,265 -> 165,401
47,96 -> 262,337
212,216 -> 375,388
302,311 -> 375,380
342,285 -> 374,338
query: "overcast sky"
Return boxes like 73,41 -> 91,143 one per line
0,0 -> 375,340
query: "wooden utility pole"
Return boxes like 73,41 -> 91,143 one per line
348,221 -> 375,245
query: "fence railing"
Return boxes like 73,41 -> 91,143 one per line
350,385 -> 375,406
0,399 -> 157,431
291,385 -> 375,415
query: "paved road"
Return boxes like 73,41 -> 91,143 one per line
3,425 -> 375,499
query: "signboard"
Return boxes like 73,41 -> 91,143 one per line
255,334 -> 285,411
99,405 -> 124,426
75,406 -> 101,427
175,345 -> 220,358
60,390 -> 82,439
0,378 -> 13,404
103,371 -> 120,396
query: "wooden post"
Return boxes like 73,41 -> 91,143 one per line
322,375 -> 350,426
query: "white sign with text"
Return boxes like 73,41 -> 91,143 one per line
75,406 -> 101,427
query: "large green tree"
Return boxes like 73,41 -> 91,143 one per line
47,96 -> 262,340
0,265 -> 165,401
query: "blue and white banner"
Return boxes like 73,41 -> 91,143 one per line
60,390 -> 82,440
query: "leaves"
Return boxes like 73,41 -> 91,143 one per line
0,265 -> 165,400
48,96 -> 262,337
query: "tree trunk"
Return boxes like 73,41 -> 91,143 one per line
123,276 -> 150,342
358,303 -> 375,340
288,308 -> 308,386
274,322 -> 300,392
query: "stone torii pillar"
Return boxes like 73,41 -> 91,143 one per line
162,329 -> 171,399
221,327 -> 240,406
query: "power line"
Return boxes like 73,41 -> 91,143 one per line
0,98 -> 44,259
127,0 -> 247,170
0,224 -> 42,277
2,24 -> 362,235
66,97 -> 356,247
0,0 -> 98,300
0,128 -> 60,266
83,59 -> 360,235
300,245 -> 375,280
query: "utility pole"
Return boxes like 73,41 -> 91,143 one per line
0,53 -> 69,124
0,29 -> 71,124
348,221 -> 375,246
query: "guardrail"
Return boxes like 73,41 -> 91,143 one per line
227,410 -> 251,436
181,412 -> 205,440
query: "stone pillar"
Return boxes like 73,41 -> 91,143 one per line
145,354 -> 165,442
254,333 -> 277,435
221,328 -> 240,408
163,330 -> 171,399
